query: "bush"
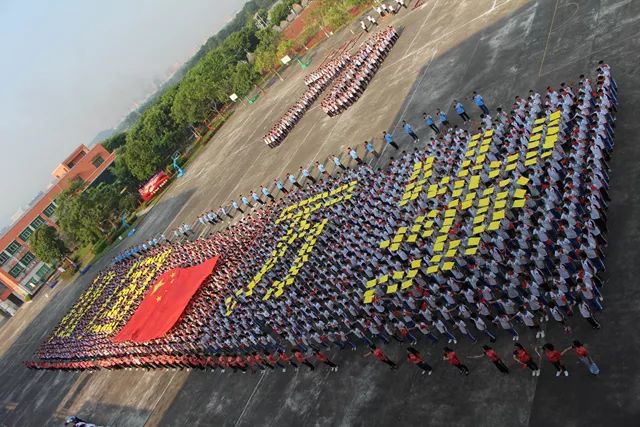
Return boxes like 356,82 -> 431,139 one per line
93,239 -> 108,254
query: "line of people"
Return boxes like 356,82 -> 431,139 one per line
321,26 -> 398,116
263,54 -> 350,148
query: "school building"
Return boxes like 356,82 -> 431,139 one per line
0,144 -> 115,317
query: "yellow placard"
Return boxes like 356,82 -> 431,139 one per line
487,221 -> 501,231
514,189 -> 526,198
473,225 -> 485,235
442,262 -> 454,271
401,279 -> 414,289
386,284 -> 398,294
426,265 -> 439,274
465,246 -> 479,255
517,176 -> 530,186
512,199 -> 526,208
411,259 -> 422,268
493,210 -> 505,220
380,240 -> 390,248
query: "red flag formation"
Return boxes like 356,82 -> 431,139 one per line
114,256 -> 219,343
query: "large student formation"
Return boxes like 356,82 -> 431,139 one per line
29,62 -> 616,379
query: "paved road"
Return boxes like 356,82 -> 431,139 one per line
1,1 -> 640,426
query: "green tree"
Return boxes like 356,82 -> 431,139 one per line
269,2 -> 290,25
253,27 -> 280,74
56,190 -> 101,245
29,226 -> 69,265
111,155 -> 141,192
276,39 -> 295,59
101,132 -> 127,152
232,61 -> 258,96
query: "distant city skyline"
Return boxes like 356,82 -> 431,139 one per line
0,0 -> 246,228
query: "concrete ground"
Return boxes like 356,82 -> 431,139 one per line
2,0 -> 640,426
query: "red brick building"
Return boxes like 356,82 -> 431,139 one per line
0,144 -> 115,310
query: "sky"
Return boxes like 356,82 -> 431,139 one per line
0,0 -> 245,228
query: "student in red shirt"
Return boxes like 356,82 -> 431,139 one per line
512,343 -> 540,376
266,351 -> 287,372
542,343 -> 569,377
363,345 -> 398,370
278,350 -> 298,371
293,349 -> 315,371
314,350 -> 338,372
467,345 -> 509,374
561,340 -> 599,375
442,347 -> 469,375
234,354 -> 248,373
406,346 -> 432,375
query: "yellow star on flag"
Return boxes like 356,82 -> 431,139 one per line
152,279 -> 165,294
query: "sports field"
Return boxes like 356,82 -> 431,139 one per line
2,1 -> 640,426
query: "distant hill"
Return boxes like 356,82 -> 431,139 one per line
89,128 -> 117,146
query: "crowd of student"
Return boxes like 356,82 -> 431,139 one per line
321,27 -> 398,117
262,54 -> 350,148
30,65 -> 615,379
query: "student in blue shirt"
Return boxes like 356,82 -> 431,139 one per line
473,91 -> 490,115
251,191 -> 264,205
402,120 -> 419,142
348,147 -> 363,164
315,161 -> 328,176
453,100 -> 470,122
300,166 -> 316,184
437,109 -> 450,127
423,112 -> 439,133
364,140 -> 378,157
274,179 -> 288,194
333,155 -> 346,170
289,173 -> 302,188
383,131 -> 399,149
261,186 -> 275,201
241,195 -> 252,207
232,200 -> 243,213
